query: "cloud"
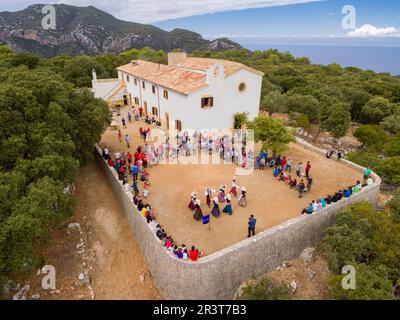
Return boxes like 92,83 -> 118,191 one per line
346,24 -> 400,38
52,0 -> 323,23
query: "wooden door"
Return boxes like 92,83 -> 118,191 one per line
165,112 -> 169,130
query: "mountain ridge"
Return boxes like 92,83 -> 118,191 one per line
0,4 -> 243,57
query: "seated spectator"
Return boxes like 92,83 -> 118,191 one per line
316,199 -> 322,210
182,249 -> 189,260
301,203 -> 314,214
122,179 -> 131,192
332,192 -> 339,202
362,177 -> 374,187
156,227 -> 164,240
189,246 -> 200,261
363,167 -> 372,180
353,181 -> 362,193
290,178 -> 297,189
312,200 -> 318,212
320,196 -> 327,207
107,158 -> 114,167
325,194 -> 332,204
137,199 -> 144,211
174,247 -> 184,259
343,188 -> 351,198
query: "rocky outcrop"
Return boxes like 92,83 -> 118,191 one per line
0,4 -> 243,57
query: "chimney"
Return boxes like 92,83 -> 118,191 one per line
92,69 -> 97,89
168,52 -> 187,66
92,69 -> 97,83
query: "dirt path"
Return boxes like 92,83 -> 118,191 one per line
15,160 -> 162,300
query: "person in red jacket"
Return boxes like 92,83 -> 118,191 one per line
189,246 -> 201,261
305,161 -> 311,178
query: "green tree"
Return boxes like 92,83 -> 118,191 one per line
387,190 -> 400,224
360,97 -> 394,124
354,125 -> 388,151
317,102 -> 351,140
248,115 -> 295,155
260,91 -> 286,116
381,115 -> 400,135
386,135 -> 400,156
240,276 -> 292,300
234,112 -> 249,129
376,156 -> 400,186
286,94 -> 320,124
329,263 -> 394,300
63,56 -> 105,87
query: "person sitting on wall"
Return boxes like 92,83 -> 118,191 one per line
316,199 -> 323,210
102,146 -> 110,160
363,167 -> 372,180
353,180 -> 362,193
320,196 -> 327,208
362,177 -> 374,187
107,158 -> 114,167
343,187 -> 351,198
332,192 -> 340,203
189,246 -> 201,261
301,203 -> 314,214
290,178 -> 297,189
325,194 -> 332,204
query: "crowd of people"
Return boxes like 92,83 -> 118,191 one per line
300,167 -> 374,215
255,149 -> 314,198
102,106 -> 376,261
102,113 -> 206,261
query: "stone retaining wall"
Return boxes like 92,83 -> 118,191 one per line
94,141 -> 380,300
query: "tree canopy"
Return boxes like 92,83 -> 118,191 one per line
0,48 -> 111,286
248,115 -> 295,155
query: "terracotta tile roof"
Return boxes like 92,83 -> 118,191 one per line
117,60 -> 207,95
116,57 -> 264,95
175,57 -> 265,77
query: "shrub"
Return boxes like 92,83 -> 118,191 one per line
240,277 -> 292,300
329,263 -> 394,300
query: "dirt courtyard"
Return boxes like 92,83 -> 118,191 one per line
100,106 -> 363,255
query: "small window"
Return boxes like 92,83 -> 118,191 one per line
134,97 -> 139,105
238,82 -> 246,92
201,97 -> 214,108
126,75 -> 130,82
134,78 -> 137,85
152,85 -> 156,94
175,120 -> 182,132
152,107 -> 158,117
163,89 -> 169,100
142,81 -> 145,89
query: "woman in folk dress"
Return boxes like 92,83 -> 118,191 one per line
211,197 -> 221,218
218,185 -> 227,203
238,187 -> 247,207
205,188 -> 215,208
222,194 -> 233,215
193,199 -> 203,221
229,176 -> 239,197
188,192 -> 197,211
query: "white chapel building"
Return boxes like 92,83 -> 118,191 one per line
94,52 -> 264,130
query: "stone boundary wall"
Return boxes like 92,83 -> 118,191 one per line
94,141 -> 381,300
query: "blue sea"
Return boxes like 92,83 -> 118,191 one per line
244,44 -> 400,76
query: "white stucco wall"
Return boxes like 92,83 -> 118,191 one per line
120,67 -> 262,130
